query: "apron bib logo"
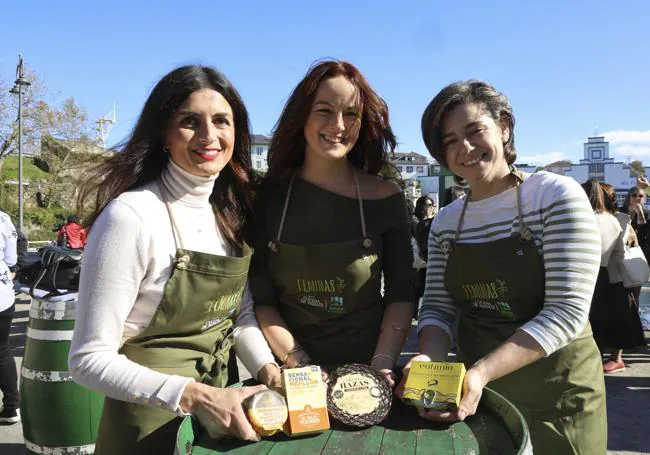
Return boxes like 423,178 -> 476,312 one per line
299,295 -> 327,309
471,299 -> 514,316
329,296 -> 345,313
461,279 -> 508,300
296,277 -> 347,313
296,277 -> 346,293
203,286 -> 245,330
462,280 -> 514,316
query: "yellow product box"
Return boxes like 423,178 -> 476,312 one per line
402,361 -> 466,411
282,365 -> 330,436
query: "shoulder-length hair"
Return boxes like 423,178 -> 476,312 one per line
421,80 -> 516,173
599,182 -> 618,214
582,179 -> 606,214
415,195 -> 434,221
78,65 -> 254,252
622,186 -> 645,213
265,60 -> 396,182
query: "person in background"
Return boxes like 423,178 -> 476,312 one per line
413,196 -> 436,302
251,60 -> 415,389
406,198 -> 418,235
399,80 -> 606,453
622,183 -> 650,261
0,210 -> 19,424
597,182 -> 646,373
69,65 -> 275,453
441,184 -> 466,208
582,180 -> 625,359
57,215 -> 88,249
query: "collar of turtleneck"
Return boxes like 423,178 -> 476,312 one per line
159,158 -> 218,208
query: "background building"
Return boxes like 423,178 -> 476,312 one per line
547,136 -> 644,207
251,134 -> 271,172
391,152 -> 429,180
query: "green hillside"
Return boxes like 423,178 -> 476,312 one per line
1,155 -> 49,181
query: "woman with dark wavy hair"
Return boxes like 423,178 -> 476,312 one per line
250,60 -> 415,389
398,80 -> 606,453
69,65 -> 274,452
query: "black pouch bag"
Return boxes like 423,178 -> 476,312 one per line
28,245 -> 82,298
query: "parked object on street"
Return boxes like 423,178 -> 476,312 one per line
20,292 -> 104,455
19,245 -> 83,298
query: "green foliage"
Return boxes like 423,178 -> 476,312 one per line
630,160 -> 645,175
381,162 -> 405,188
0,191 -> 66,241
1,66 -> 99,240
0,155 -> 49,181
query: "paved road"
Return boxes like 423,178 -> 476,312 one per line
1,292 -> 649,454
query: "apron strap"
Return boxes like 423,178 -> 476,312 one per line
271,168 -> 370,250
352,169 -> 369,243
453,167 -> 529,244
274,173 -> 297,245
156,180 -> 184,250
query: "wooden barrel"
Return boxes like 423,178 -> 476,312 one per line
20,294 -> 104,455
175,383 -> 532,455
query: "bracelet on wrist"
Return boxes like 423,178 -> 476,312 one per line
282,346 -> 304,364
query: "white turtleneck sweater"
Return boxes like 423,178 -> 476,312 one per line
69,159 -> 275,413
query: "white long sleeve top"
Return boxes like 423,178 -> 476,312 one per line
595,212 -> 624,267
0,211 -> 17,312
69,159 -> 274,413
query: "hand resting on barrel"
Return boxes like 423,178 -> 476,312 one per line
180,382 -> 267,441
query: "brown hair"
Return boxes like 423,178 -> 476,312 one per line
77,65 -> 254,252
582,179 -> 606,214
265,60 -> 396,182
599,182 -> 618,214
421,80 -> 516,172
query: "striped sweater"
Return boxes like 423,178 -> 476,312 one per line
418,171 -> 601,356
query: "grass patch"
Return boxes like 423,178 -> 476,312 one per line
1,155 -> 49,181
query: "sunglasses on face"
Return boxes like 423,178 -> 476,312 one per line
632,194 -> 644,198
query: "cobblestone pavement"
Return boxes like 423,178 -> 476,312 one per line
1,292 -> 649,454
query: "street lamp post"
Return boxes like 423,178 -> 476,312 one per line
9,55 -> 31,233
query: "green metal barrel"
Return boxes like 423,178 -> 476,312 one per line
20,295 -> 104,455
175,383 -> 532,455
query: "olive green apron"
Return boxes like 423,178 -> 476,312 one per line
94,183 -> 252,454
267,171 -> 383,365
444,173 -> 607,454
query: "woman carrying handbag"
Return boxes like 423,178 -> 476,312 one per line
599,183 -> 647,374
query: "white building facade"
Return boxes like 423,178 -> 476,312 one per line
251,134 -> 271,172
548,136 -> 644,207
391,152 -> 429,180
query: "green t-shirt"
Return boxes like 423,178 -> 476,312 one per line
249,176 -> 415,365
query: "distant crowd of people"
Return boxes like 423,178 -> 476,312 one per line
0,60 -> 647,454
